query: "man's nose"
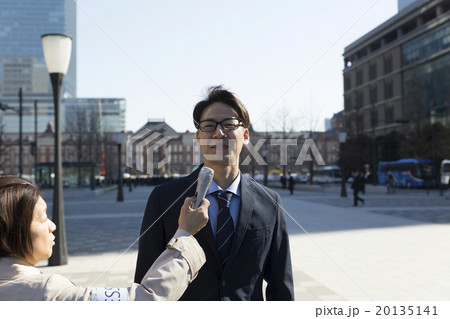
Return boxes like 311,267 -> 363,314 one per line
212,123 -> 226,137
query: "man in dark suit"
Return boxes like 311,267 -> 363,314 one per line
134,86 -> 294,300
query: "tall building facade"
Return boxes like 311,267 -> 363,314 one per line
342,0 -> 450,137
0,0 -> 77,97
0,92 -> 58,134
64,98 -> 127,133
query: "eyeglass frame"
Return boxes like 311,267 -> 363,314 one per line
196,117 -> 244,132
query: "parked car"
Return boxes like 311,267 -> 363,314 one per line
295,174 -> 309,184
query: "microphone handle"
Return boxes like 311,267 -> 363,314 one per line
194,183 -> 209,208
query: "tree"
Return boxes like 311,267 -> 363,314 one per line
65,105 -> 102,188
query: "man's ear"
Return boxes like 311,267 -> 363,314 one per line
243,128 -> 250,146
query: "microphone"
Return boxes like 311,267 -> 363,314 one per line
194,167 -> 214,208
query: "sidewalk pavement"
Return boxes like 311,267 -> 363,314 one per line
38,184 -> 450,300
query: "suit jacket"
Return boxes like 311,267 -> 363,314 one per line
0,235 -> 205,301
135,166 -> 294,300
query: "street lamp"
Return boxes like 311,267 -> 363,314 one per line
262,148 -> 268,186
34,100 -> 38,182
430,109 -> 439,195
339,131 -> 347,198
19,88 -> 23,178
371,103 -> 377,185
116,132 -> 124,202
42,33 -> 72,266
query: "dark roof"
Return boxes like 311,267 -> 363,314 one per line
135,120 -> 179,138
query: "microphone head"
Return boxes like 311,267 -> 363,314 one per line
198,166 -> 214,183
194,166 -> 214,208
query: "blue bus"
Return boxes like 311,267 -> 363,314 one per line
312,166 -> 342,184
378,159 -> 436,188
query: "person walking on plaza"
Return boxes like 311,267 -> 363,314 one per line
387,172 -> 395,194
0,176 -> 210,301
351,171 -> 365,206
288,172 -> 295,195
134,86 -> 294,301
280,174 -> 286,189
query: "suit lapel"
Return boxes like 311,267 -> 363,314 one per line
226,175 -> 255,268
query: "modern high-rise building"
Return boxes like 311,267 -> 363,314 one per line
341,0 -> 450,137
0,0 -> 77,97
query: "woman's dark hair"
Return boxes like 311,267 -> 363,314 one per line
0,176 -> 41,261
193,85 -> 251,129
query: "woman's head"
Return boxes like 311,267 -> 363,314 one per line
0,176 -> 55,264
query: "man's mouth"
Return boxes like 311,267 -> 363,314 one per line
209,144 -> 229,150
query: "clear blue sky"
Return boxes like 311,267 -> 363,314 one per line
76,0 -> 398,133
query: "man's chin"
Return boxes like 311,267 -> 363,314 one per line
204,156 -> 236,166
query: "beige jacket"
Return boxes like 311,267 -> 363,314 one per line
0,233 -> 205,301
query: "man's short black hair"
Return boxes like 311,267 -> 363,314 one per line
193,85 -> 251,129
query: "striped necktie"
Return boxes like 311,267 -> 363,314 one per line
213,191 -> 234,266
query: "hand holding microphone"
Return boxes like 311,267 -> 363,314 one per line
178,167 -> 214,235
194,167 -> 214,208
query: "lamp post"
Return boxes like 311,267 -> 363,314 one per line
42,33 -> 72,266
116,132 -> 124,202
262,148 -> 268,186
371,103 -> 377,185
430,109 -> 439,195
19,88 -> 23,178
34,100 -> 38,182
339,132 -> 347,197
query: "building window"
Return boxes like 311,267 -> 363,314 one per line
370,86 -> 378,104
344,75 -> 351,91
402,20 -> 450,67
385,105 -> 394,124
369,62 -> 377,80
384,54 -> 393,74
358,115 -> 364,131
344,96 -> 352,111
371,108 -> 378,128
356,69 -> 363,86
357,91 -> 364,109
384,79 -> 393,99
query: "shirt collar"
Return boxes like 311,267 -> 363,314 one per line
207,171 -> 241,197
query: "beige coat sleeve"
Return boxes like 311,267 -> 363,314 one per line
128,235 -> 206,301
0,233 -> 205,301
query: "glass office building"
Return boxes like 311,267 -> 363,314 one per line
402,20 -> 450,119
342,0 -> 450,135
64,98 -> 126,133
0,0 -> 77,97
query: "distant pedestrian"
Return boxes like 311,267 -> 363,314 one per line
280,174 -> 286,189
288,172 -> 295,195
351,171 -> 365,206
446,179 -> 450,200
387,172 -> 395,194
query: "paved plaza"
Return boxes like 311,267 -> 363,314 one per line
38,182 -> 450,300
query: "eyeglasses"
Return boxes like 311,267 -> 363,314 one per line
197,118 -> 244,132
